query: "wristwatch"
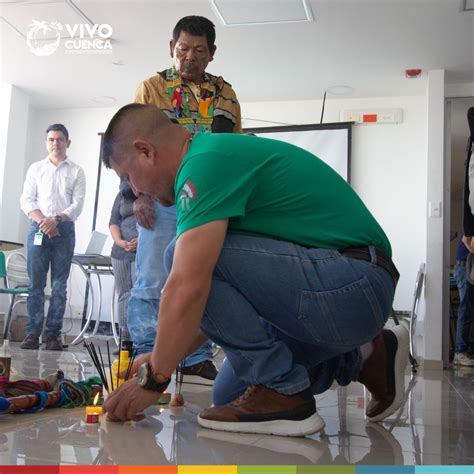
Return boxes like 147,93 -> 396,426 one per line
54,215 -> 61,224
136,362 -> 171,393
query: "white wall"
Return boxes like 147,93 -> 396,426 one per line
0,85 -> 34,316
0,85 -> 32,242
425,70 -> 446,366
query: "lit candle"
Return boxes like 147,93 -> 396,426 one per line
85,406 -> 103,415
85,392 -> 103,423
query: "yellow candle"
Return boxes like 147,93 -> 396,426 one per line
85,392 -> 103,416
85,405 -> 103,415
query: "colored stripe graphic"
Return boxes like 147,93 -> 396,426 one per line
298,466 -> 356,474
120,467 -> 177,474
179,467 -> 237,474
238,467 -> 296,474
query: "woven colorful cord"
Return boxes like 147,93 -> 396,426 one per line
0,376 -> 102,413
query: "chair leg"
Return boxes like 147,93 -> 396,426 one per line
4,294 -> 16,340
392,308 -> 418,374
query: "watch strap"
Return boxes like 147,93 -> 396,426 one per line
141,362 -> 171,393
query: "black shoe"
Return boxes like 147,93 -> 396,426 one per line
180,360 -> 218,386
45,336 -> 63,351
20,335 -> 39,350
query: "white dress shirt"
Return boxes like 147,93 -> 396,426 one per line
20,156 -> 86,221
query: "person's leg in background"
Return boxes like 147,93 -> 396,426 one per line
111,257 -> 135,349
43,221 -> 75,351
453,260 -> 474,366
21,222 -> 50,349
128,202 -> 217,383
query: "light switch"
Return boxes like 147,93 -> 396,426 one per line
429,201 -> 442,218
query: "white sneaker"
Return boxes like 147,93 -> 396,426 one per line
453,352 -> 474,367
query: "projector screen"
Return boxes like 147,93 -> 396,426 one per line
245,122 -> 352,182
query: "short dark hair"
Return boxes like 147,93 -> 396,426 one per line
172,15 -> 216,51
46,124 -> 69,140
102,103 -> 147,169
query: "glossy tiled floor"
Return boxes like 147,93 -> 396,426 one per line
1,341 -> 473,466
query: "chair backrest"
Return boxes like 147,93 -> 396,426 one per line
411,262 -> 425,318
0,252 -> 6,279
5,252 -> 29,289
84,231 -> 108,255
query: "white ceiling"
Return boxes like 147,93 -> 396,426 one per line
0,0 -> 473,110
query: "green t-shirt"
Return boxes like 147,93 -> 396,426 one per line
175,133 -> 391,257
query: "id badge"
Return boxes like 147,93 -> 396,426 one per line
33,232 -> 43,246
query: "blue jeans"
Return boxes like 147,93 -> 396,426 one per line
164,234 -> 395,404
453,260 -> 474,353
127,202 -> 213,365
26,221 -> 75,338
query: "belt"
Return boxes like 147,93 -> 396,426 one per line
340,246 -> 400,287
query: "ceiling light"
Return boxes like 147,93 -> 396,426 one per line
210,0 -> 314,26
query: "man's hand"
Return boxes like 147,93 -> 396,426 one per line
39,217 -> 59,238
103,377 -> 161,422
133,195 -> 156,230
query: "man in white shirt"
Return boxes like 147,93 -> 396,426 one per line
20,124 -> 86,351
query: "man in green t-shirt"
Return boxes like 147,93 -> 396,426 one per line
102,104 -> 408,438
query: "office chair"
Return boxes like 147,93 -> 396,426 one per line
0,251 -> 29,339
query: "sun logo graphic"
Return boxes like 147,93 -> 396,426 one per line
26,20 -> 62,56
180,180 -> 198,211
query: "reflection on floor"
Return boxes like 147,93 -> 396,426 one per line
0,341 -> 473,466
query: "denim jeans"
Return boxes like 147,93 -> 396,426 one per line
26,221 -> 75,338
111,258 -> 135,341
453,260 -> 474,353
164,234 -> 395,403
127,201 -> 213,364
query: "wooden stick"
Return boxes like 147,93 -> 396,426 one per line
89,342 -> 107,389
106,340 -> 114,392
84,341 -> 108,391
125,348 -> 137,381
117,328 -> 122,388
97,345 -> 109,393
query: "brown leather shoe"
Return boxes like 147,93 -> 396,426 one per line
358,325 -> 409,422
198,384 -> 325,437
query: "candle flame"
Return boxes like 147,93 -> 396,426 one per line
93,392 -> 100,406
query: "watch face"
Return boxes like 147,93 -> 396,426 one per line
136,363 -> 148,386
